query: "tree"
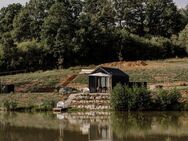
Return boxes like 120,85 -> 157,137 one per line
17,40 -> 47,71
0,44 -> 4,66
41,0 -> 83,67
177,24 -> 188,53
75,0 -> 117,64
12,0 -> 55,42
145,0 -> 182,37
180,5 -> 188,28
0,4 -> 22,41
113,0 -> 182,37
0,33 -> 20,71
12,9 -> 33,42
0,4 -> 22,33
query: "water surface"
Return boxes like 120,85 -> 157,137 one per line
0,112 -> 188,141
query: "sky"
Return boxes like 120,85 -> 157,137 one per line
0,0 -> 187,9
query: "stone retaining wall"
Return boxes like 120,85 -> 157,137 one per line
70,93 -> 111,110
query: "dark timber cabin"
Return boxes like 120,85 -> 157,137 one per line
89,67 -> 129,93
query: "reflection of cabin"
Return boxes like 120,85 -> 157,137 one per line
89,67 -> 129,93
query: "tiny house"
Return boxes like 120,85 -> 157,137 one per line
89,67 -> 129,93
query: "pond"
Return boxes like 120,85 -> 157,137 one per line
0,111 -> 188,141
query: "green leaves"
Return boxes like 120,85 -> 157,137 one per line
110,84 -> 151,111
111,84 -> 182,111
0,0 -> 187,72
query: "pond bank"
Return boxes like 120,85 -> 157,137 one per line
0,89 -> 188,112
0,93 -> 64,111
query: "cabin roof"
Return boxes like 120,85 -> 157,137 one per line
90,67 -> 129,77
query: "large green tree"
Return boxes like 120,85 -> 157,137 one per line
0,33 -> 20,71
114,0 -> 182,37
41,0 -> 82,67
145,0 -> 182,37
0,4 -> 22,41
0,3 -> 22,32
177,24 -> 188,53
12,0 -> 55,42
75,0 -> 117,64
180,5 -> 188,28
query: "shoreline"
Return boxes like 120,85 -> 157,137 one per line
0,91 -> 188,112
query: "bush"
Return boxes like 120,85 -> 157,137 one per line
126,86 -> 151,111
38,100 -> 56,111
2,100 -> 17,111
111,83 -> 127,111
153,89 -> 182,111
111,84 -> 151,111
111,84 -> 183,111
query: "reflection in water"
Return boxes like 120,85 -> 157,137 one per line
0,112 -> 188,141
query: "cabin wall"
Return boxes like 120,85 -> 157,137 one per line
128,82 -> 147,88
89,76 -> 96,93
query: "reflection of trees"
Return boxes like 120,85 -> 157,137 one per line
153,112 -> 182,129
110,112 -> 183,139
110,112 -> 153,138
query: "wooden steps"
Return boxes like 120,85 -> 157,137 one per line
61,75 -> 78,87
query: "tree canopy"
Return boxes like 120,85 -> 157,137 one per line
0,0 -> 187,72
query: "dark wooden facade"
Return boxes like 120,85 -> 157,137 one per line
89,67 -> 129,93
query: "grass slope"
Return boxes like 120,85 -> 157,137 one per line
0,58 -> 187,92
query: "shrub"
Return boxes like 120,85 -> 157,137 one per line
2,100 -> 17,111
111,84 -> 151,111
39,100 -> 56,111
111,84 -> 182,111
126,86 -> 151,111
111,83 -> 127,111
153,89 -> 182,111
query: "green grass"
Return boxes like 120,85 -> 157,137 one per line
127,59 -> 188,83
73,58 -> 188,84
127,67 -> 188,83
0,93 -> 64,111
0,68 -> 80,92
0,58 -> 187,93
73,74 -> 88,84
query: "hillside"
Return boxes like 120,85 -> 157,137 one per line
0,58 -> 187,93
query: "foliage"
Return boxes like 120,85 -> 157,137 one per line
0,0 -> 187,72
0,3 -> 22,39
39,100 -> 56,111
153,89 -> 182,111
2,100 -> 17,111
176,24 -> 188,54
179,5 -> 188,28
114,0 -> 182,37
111,83 -> 127,111
111,84 -> 151,111
17,40 -> 48,71
111,84 -> 183,111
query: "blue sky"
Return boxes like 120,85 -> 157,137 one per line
0,0 -> 187,9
